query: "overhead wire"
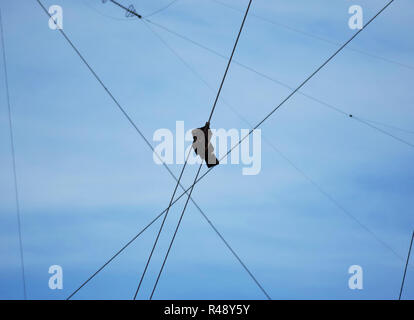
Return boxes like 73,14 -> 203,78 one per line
143,18 -> 414,149
147,0 -> 254,299
210,0 -> 414,71
352,115 -> 414,148
150,164 -> 203,299
357,117 -> 414,135
106,0 -> 267,300
86,0 -> 414,149
399,231 -> 413,300
83,0 -> 178,20
38,0 -> 409,299
145,0 -> 179,18
145,0 -> 404,269
71,0 -> 406,299
133,149 -> 191,300
0,9 -> 27,300
140,13 -> 403,301
35,0 -> 268,300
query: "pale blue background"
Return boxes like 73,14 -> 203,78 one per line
0,0 -> 413,299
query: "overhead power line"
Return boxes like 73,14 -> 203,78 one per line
0,9 -> 27,300
125,0 -> 264,300
83,0 -> 178,20
88,0 -> 414,149
144,18 -> 414,150
142,14 -> 407,271
211,0 -> 414,71
399,231 -> 413,300
71,0 -> 405,299
145,0 -> 179,18
148,0 -> 255,300
110,0 -> 142,18
133,150 -> 191,300
352,116 -> 414,149
357,118 -> 414,135
150,164 -> 203,299
35,0 -> 268,300
40,0 -> 407,299
145,0 -> 402,267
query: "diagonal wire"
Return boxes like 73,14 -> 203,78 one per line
82,0 -> 129,21
149,0 -> 255,299
399,231 -> 413,300
0,9 -> 27,300
144,17 -> 414,149
207,0 -> 252,123
150,163 -> 203,299
133,0 -> 254,300
82,0 -> 178,21
355,117 -> 414,135
73,0 -> 403,299
144,12 -> 401,261
352,116 -> 414,148
147,0 -> 403,269
110,0 -> 142,18
111,0 -> 271,300
145,5 -> 414,148
141,15 -> 413,260
145,0 -> 179,18
210,0 -> 414,71
133,149 -> 191,300
35,0 -> 268,300
43,0 -> 406,298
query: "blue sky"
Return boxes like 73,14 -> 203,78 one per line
0,0 -> 413,300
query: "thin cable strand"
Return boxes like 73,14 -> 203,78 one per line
141,17 -> 411,264
133,149 -> 191,300
0,9 -> 27,300
71,0 -> 402,298
211,0 -> 414,71
36,0 -> 268,300
144,17 -> 414,149
399,231 -> 413,300
148,0 -> 402,266
145,0 -> 179,18
142,17 -> 274,300
150,163 -> 203,299
149,0 -> 259,299
41,0 -> 406,299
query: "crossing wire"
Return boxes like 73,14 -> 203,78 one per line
35,0 -> 269,300
144,0 -> 402,273
128,6 -> 414,273
73,0 -> 401,299
156,0 -> 398,244
39,0 -> 406,298
89,0 -> 414,149
211,0 -> 414,71
126,0 -> 260,300
147,0 -> 254,299
145,0 -> 179,18
143,18 -> 414,150
0,9 -> 27,300
142,15 -> 408,271
133,149 -> 191,300
399,231 -> 413,300
356,117 -> 414,135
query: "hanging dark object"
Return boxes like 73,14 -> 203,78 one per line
191,122 -> 219,168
